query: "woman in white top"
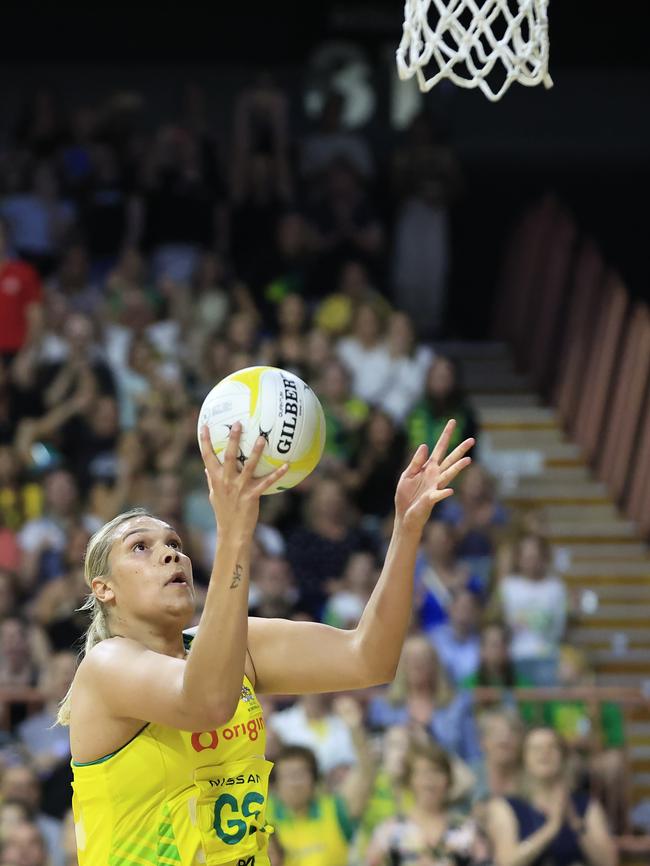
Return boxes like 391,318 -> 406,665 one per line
499,534 -> 567,685
378,311 -> 433,422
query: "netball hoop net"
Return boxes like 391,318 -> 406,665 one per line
396,0 -> 553,102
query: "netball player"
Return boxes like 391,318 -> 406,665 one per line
60,419 -> 473,865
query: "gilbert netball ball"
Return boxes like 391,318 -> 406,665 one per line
198,366 -> 325,494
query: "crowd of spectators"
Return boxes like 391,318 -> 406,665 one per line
0,81 -> 625,865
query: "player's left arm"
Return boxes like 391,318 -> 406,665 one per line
246,420 -> 474,695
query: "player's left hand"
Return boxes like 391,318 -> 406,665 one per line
395,419 -> 474,534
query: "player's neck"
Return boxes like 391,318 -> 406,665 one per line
111,619 -> 187,659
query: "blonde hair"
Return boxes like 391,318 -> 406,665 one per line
387,635 -> 454,708
56,507 -> 154,726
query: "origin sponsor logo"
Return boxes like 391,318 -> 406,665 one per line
191,717 -> 265,752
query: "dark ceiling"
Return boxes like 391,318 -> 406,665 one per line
0,1 -> 643,67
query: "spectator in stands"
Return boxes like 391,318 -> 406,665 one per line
391,111 -> 463,339
0,764 -> 62,865
0,571 -> 19,621
317,358 -> 368,467
0,218 -> 44,362
0,798 -> 31,837
437,463 -> 508,585
170,252 -> 231,374
414,520 -> 482,630
0,616 -> 40,690
17,469 -> 91,590
461,622 -> 527,690
430,587 -> 482,685
314,259 -> 390,338
377,311 -> 434,423
322,551 -> 377,629
16,652 -> 75,777
337,301 -> 390,405
0,444 -> 41,569
472,708 -> 523,808
355,724 -> 414,860
346,409 -> 408,524
261,293 -> 309,376
14,89 -> 67,158
79,143 -> 139,273
301,90 -> 374,181
230,78 -> 292,291
498,534 -> 567,685
406,356 -> 478,509
261,211 -> 314,315
0,819 -> 49,866
543,645 -> 627,835
487,727 -> 617,866
366,741 -> 489,866
61,807 -> 78,866
268,698 -> 373,866
367,634 -> 482,763
0,161 -> 76,277
286,477 -> 373,618
141,125 -> 223,282
249,555 -> 299,620
46,244 -> 101,318
308,158 -> 383,288
269,693 -> 359,779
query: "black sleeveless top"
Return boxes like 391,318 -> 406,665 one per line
506,792 -> 589,866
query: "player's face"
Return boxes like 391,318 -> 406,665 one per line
105,516 -> 195,623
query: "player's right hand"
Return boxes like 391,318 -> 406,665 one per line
199,423 -> 288,543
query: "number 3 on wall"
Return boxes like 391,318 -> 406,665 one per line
213,792 -> 265,845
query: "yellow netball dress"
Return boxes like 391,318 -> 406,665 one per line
71,637 -> 273,866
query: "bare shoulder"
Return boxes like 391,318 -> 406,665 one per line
72,637 -> 147,711
76,636 -> 145,683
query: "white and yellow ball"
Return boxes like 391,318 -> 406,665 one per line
197,366 -> 325,494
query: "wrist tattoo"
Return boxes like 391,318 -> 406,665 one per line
230,563 -> 243,589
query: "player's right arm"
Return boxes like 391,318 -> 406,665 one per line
73,425 -> 288,734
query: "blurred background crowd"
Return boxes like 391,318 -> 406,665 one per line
0,31 -> 647,864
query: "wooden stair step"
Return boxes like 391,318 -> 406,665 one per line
594,659 -> 650,676
547,521 -> 638,541
470,393 -> 541,409
584,603 -> 650,618
597,674 -> 649,687
539,504 -> 620,521
564,578 -> 649,591
582,584 -> 649,599
565,561 -> 650,577
566,543 -> 649,560
505,486 -> 610,505
484,428 -> 569,447
476,406 -> 556,429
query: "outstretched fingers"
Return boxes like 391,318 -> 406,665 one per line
437,455 -> 472,489
252,462 -> 289,497
439,437 -> 475,472
222,421 -> 242,482
429,419 -> 456,466
199,425 -> 222,475
403,443 -> 429,478
240,435 -> 267,482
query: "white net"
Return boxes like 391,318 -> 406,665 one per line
396,0 -> 553,102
